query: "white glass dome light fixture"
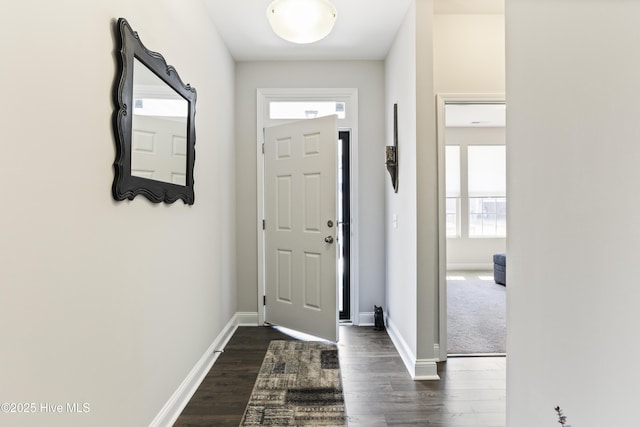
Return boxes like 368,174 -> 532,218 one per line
266,0 -> 337,44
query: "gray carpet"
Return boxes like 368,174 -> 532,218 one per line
240,340 -> 347,426
447,271 -> 506,354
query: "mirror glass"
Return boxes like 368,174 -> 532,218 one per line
132,58 -> 188,186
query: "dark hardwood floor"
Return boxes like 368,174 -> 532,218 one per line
174,326 -> 505,426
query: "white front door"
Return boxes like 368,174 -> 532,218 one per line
264,115 -> 338,342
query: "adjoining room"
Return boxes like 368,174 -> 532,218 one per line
441,101 -> 506,356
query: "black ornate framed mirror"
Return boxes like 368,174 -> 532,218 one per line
113,18 -> 196,204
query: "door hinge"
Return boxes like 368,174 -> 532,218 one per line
263,295 -> 266,306
262,219 -> 266,230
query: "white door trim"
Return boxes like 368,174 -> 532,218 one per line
257,88 -> 359,327
436,93 -> 505,361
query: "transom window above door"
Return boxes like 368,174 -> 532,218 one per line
269,101 -> 346,120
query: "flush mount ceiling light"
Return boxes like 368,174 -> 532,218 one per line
266,0 -> 337,44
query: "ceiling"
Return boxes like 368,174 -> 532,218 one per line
202,0 -> 504,61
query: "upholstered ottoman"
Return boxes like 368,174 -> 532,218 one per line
493,253 -> 506,286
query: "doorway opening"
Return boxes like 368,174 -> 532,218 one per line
257,88 -> 359,332
437,95 -> 507,358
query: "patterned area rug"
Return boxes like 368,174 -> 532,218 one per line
240,340 -> 347,426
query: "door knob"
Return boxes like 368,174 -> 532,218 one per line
324,236 -> 334,244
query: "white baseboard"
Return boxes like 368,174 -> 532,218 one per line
447,263 -> 493,271
235,311 -> 260,326
150,312 -> 248,427
386,316 -> 439,381
358,311 -> 374,326
414,359 -> 440,380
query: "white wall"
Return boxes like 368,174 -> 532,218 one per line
385,2 -> 419,357
434,13 -> 506,269
433,14 -> 505,94
415,0 -> 439,367
234,61 -> 386,321
0,1 -> 236,426
384,0 -> 439,377
507,1 -> 640,425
